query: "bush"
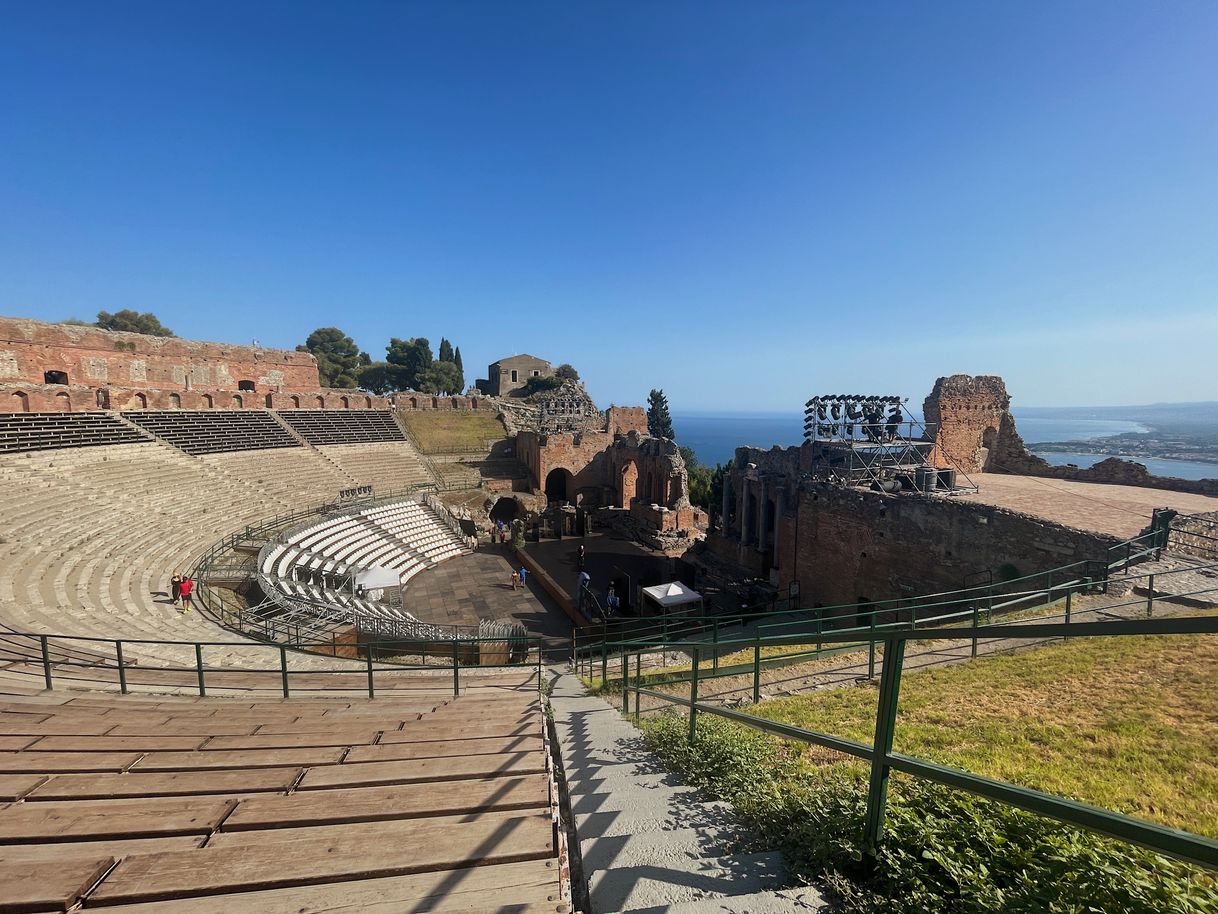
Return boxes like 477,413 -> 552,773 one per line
640,713 -> 1217,914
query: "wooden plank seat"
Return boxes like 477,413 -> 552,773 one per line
88,810 -> 553,906
129,747 -> 346,771
26,767 -> 303,801
0,834 -> 204,863
87,858 -> 567,914
0,750 -> 143,774
297,750 -> 546,791
0,855 -> 114,913
0,796 -> 236,843
342,734 -> 545,764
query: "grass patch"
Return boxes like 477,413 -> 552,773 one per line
400,411 -> 505,454
751,621 -> 1218,836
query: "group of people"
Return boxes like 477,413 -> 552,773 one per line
169,573 -> 195,613
490,520 -> 511,544
509,565 -> 529,591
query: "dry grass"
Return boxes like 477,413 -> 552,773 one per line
400,411 -> 505,454
750,617 -> 1218,836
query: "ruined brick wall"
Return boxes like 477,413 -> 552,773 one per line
607,406 -> 648,438
1167,511 -> 1218,561
0,317 -> 319,393
923,374 -> 1012,473
791,483 -> 1115,609
1,382 -> 390,412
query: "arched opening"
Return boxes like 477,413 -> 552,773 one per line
431,397 -> 439,409
762,497 -> 776,559
339,396 -> 350,409
471,398 -> 479,409
53,391 -> 71,412
290,395 -> 300,408
11,391 -> 29,413
489,497 -> 520,523
451,398 -> 460,409
237,380 -> 256,392
202,394 -> 214,408
95,389 -> 110,409
43,370 -> 69,385
409,397 -> 418,409
619,461 -> 639,508
133,393 -> 148,409
545,468 -> 574,504
232,394 -> 244,408
315,395 -> 325,408
169,393 -> 181,409
980,426 -> 998,471
364,396 -> 372,408
264,394 -> 273,407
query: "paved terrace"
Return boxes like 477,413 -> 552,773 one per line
954,472 -> 1218,538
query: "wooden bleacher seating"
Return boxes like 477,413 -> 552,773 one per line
0,412 -> 151,453
276,409 -> 406,446
123,410 -> 301,455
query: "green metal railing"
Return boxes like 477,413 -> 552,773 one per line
0,630 -> 545,700
625,614 -> 1218,871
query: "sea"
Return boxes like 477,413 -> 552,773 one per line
671,411 -> 1218,481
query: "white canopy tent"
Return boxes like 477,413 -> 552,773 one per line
640,581 -> 704,617
354,566 -> 401,601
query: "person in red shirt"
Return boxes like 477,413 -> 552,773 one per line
179,575 -> 194,614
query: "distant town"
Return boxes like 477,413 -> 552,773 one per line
1025,402 -> 1218,465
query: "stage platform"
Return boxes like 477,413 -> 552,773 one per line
954,473 -> 1218,539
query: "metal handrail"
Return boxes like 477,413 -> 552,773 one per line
623,614 -> 1218,870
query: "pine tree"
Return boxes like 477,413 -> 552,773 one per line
453,346 -> 465,392
646,389 -> 675,439
438,338 -> 454,363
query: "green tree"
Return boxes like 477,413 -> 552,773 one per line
680,446 -> 714,508
646,389 -> 675,439
95,310 -> 175,337
385,337 -> 433,390
438,337 -> 454,363
357,362 -> 397,395
453,346 -> 465,392
522,375 -> 563,396
418,360 -> 463,395
555,363 -> 580,381
297,327 -> 363,388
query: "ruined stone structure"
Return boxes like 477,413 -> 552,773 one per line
477,354 -> 552,397
0,316 -> 402,413
534,381 -> 603,434
713,441 -> 1119,607
514,405 -> 706,553
711,372 -> 1217,607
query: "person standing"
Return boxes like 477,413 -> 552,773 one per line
518,565 -> 528,588
577,544 -> 585,571
510,569 -> 519,591
170,573 -> 182,607
179,575 -> 194,614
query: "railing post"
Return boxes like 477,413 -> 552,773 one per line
366,650 -> 375,699
863,636 -> 907,850
452,640 -> 461,698
195,643 -> 206,697
970,603 -> 978,659
622,652 -> 629,715
688,647 -> 700,745
712,621 -> 719,673
1125,541 -> 1132,573
601,642 -> 608,688
868,614 -> 877,680
1147,574 -> 1155,617
1065,588 -> 1073,630
40,635 -> 52,691
279,645 -> 289,698
115,640 -> 127,695
815,606 -> 823,657
752,641 -> 761,704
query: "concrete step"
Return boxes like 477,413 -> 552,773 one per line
587,850 -> 788,914
626,886 -> 831,914
580,826 -> 739,872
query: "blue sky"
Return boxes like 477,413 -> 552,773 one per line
2,2 -> 1216,411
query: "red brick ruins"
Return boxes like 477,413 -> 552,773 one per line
711,373 -> 1217,607
0,317 -> 502,413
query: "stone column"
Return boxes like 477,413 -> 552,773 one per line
757,477 -> 768,553
772,484 -> 785,570
740,483 -> 753,545
736,479 -> 747,543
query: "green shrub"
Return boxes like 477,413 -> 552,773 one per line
640,713 -> 1217,914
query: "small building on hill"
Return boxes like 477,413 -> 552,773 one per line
478,354 -> 552,397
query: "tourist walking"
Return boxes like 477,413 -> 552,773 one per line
510,569 -> 519,591
179,575 -> 194,614
606,585 -> 620,618
518,565 -> 528,588
577,544 -> 585,571
170,573 -> 182,607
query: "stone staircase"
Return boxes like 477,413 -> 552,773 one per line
549,671 -> 829,914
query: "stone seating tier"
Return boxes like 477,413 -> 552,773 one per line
0,412 -> 152,453
123,410 -> 300,455
278,409 -> 406,446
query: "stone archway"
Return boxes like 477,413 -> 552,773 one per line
980,426 -> 998,471
489,497 -> 520,523
545,468 -> 574,504
53,391 -> 71,413
11,391 -> 29,413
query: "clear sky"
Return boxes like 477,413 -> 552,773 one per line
2,2 -> 1216,411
